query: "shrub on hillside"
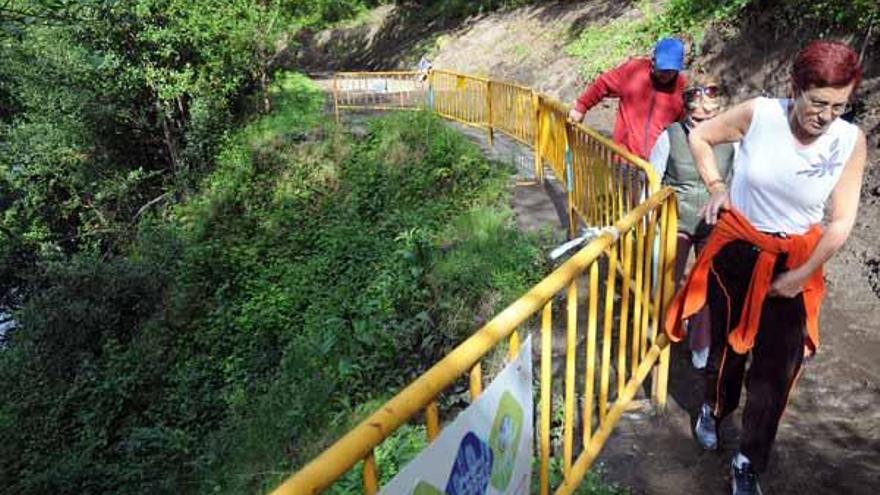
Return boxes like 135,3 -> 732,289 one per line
0,82 -> 546,493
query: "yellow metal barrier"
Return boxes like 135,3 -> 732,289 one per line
272,69 -> 679,495
333,71 -> 427,112
332,69 -> 658,231
271,189 -> 678,495
429,69 -> 490,132
535,95 -> 569,194
487,78 -> 537,146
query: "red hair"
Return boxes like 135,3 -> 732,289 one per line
792,40 -> 862,93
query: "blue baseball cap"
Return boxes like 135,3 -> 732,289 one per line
653,37 -> 685,71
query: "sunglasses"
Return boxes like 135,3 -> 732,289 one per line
684,85 -> 722,99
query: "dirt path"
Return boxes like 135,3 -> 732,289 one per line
599,314 -> 880,494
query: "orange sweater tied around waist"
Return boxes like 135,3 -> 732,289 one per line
664,209 -> 825,355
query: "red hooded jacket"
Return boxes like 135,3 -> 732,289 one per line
574,58 -> 686,159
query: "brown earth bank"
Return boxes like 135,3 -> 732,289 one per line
299,2 -> 880,493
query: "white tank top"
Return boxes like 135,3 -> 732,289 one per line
730,97 -> 859,234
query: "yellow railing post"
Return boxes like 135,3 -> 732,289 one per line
425,402 -> 440,441
565,145 -> 576,239
600,243 -> 618,424
555,336 -> 670,495
617,230 -> 633,398
486,80 -> 494,147
362,451 -> 379,495
631,219 -> 645,375
584,262 -> 599,446
533,92 -> 543,184
508,330 -> 521,361
653,198 -> 678,411
563,280 -> 577,477
540,302 -> 552,495
650,200 -> 668,403
640,211 -> 658,361
469,362 -> 483,400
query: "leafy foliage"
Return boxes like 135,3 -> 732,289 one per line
0,0 -> 384,305
773,0 -> 879,35
535,457 -> 629,495
0,70 -> 545,493
566,0 -> 752,78
328,421 -> 429,494
566,0 -> 877,78
0,1 -> 552,491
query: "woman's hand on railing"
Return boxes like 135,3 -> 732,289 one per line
568,108 -> 585,124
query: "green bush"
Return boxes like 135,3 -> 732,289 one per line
774,0 -> 879,34
194,109 -> 545,493
567,0 -> 878,79
327,421 -> 429,494
0,71 -> 547,493
532,457 -> 629,495
0,0 -> 385,301
566,0 -> 751,78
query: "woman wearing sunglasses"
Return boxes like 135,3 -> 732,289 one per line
649,73 -> 733,370
665,41 -> 868,495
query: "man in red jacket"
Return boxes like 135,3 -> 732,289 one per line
568,37 -> 688,159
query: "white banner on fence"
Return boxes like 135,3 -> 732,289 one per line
379,336 -> 533,495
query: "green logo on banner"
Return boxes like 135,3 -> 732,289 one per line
411,480 -> 443,495
488,391 -> 523,490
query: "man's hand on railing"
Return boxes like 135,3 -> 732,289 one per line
568,108 -> 585,124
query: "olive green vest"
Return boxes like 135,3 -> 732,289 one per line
662,122 -> 735,237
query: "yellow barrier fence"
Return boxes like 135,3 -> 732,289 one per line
331,70 -> 657,233
274,69 -> 678,494
333,71 -> 428,114
430,69 -> 490,131
272,189 -> 678,495
488,78 -> 538,146
534,95 -> 568,193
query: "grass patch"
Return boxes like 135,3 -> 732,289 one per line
185,93 -> 548,492
328,421 -> 429,494
566,0 -> 751,78
534,457 -> 629,495
567,0 -> 878,79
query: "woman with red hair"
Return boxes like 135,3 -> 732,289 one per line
666,40 -> 868,494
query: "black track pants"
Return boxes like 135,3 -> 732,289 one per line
703,240 -> 806,472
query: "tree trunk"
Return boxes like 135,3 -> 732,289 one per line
158,100 -> 181,173
260,66 -> 272,113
